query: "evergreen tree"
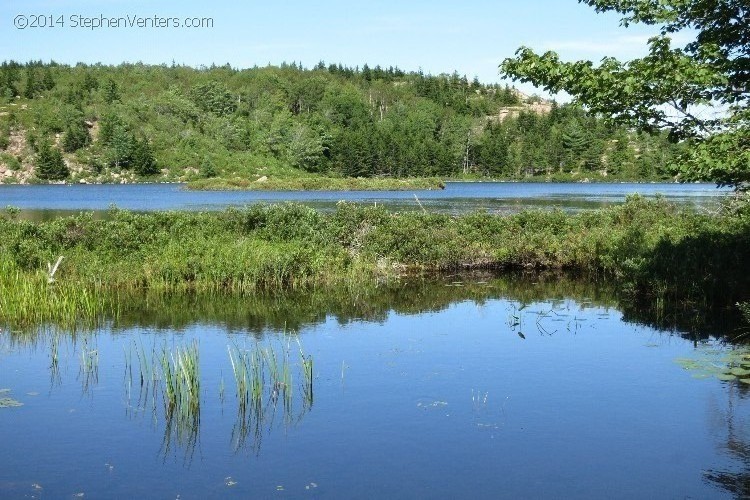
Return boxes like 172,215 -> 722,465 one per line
82,72 -> 99,92
41,67 -> 55,91
103,79 -> 120,103
107,128 -> 135,169
200,156 -> 217,178
131,137 -> 158,176
61,118 -> 90,152
190,81 -> 236,116
24,68 -> 38,99
35,141 -> 69,180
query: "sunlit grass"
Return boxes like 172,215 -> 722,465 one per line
1,198 -> 748,332
227,336 -> 313,452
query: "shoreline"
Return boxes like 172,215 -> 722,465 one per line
0,198 -> 747,331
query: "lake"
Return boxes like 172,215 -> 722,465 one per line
1,275 -> 748,499
0,182 -> 730,219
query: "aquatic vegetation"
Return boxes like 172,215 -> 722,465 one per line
0,389 -> 23,408
124,340 -> 201,461
676,346 -> 750,383
0,198 -> 748,333
0,256 -> 117,331
160,341 -> 201,414
227,337 -> 313,453
78,337 -> 99,393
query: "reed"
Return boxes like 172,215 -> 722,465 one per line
0,257 -> 115,331
2,198 -> 748,332
78,336 -> 99,392
124,339 -> 201,460
159,341 -> 200,413
227,336 -> 314,452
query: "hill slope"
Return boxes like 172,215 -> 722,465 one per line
0,61 -> 683,185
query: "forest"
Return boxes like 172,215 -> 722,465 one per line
0,60 -> 683,184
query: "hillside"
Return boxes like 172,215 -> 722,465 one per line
0,61 -> 683,185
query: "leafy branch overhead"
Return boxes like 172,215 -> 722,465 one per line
500,0 -> 749,187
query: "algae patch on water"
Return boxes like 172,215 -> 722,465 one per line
0,389 -> 23,408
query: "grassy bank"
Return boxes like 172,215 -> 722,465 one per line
1,197 -> 748,329
185,176 -> 446,191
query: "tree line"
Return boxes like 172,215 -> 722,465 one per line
0,60 -> 681,181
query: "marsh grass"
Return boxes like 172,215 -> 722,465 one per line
227,336 -> 313,453
160,341 -> 201,414
0,258 -> 117,331
124,339 -> 201,460
2,198 -> 748,332
78,336 -> 99,393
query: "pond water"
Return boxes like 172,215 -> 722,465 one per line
0,182 -> 730,219
1,275 -> 748,499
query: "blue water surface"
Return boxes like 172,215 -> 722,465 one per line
0,181 -> 730,216
1,287 -> 747,499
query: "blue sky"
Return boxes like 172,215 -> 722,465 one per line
1,0 -> 675,96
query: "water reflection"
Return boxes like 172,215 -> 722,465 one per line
704,384 -> 750,498
0,182 -> 729,220
227,339 -> 314,456
1,273 -> 748,497
1,271 -> 738,346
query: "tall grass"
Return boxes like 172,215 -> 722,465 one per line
159,341 -> 200,413
0,257 -> 117,331
78,336 -> 99,393
1,198 -> 748,330
227,336 -> 313,452
124,340 -> 201,459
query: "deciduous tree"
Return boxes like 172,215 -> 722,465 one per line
500,0 -> 749,187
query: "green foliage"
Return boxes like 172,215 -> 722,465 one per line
676,113 -> 750,187
199,156 -> 217,178
190,81 -> 236,116
0,60 -> 684,183
500,0 -> 749,187
0,199 -> 748,334
131,137 -> 158,176
0,62 -> 19,101
0,153 -> 20,171
23,68 -> 38,99
103,78 -> 120,104
98,111 -> 124,145
286,123 -> 325,172
34,141 -> 69,180
106,127 -> 136,169
0,120 -> 9,151
61,117 -> 90,153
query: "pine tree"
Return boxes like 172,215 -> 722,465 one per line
131,137 -> 158,176
35,142 -> 69,180
62,119 -> 90,152
103,79 -> 120,104
200,157 -> 217,178
24,69 -> 37,99
41,67 -> 55,91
